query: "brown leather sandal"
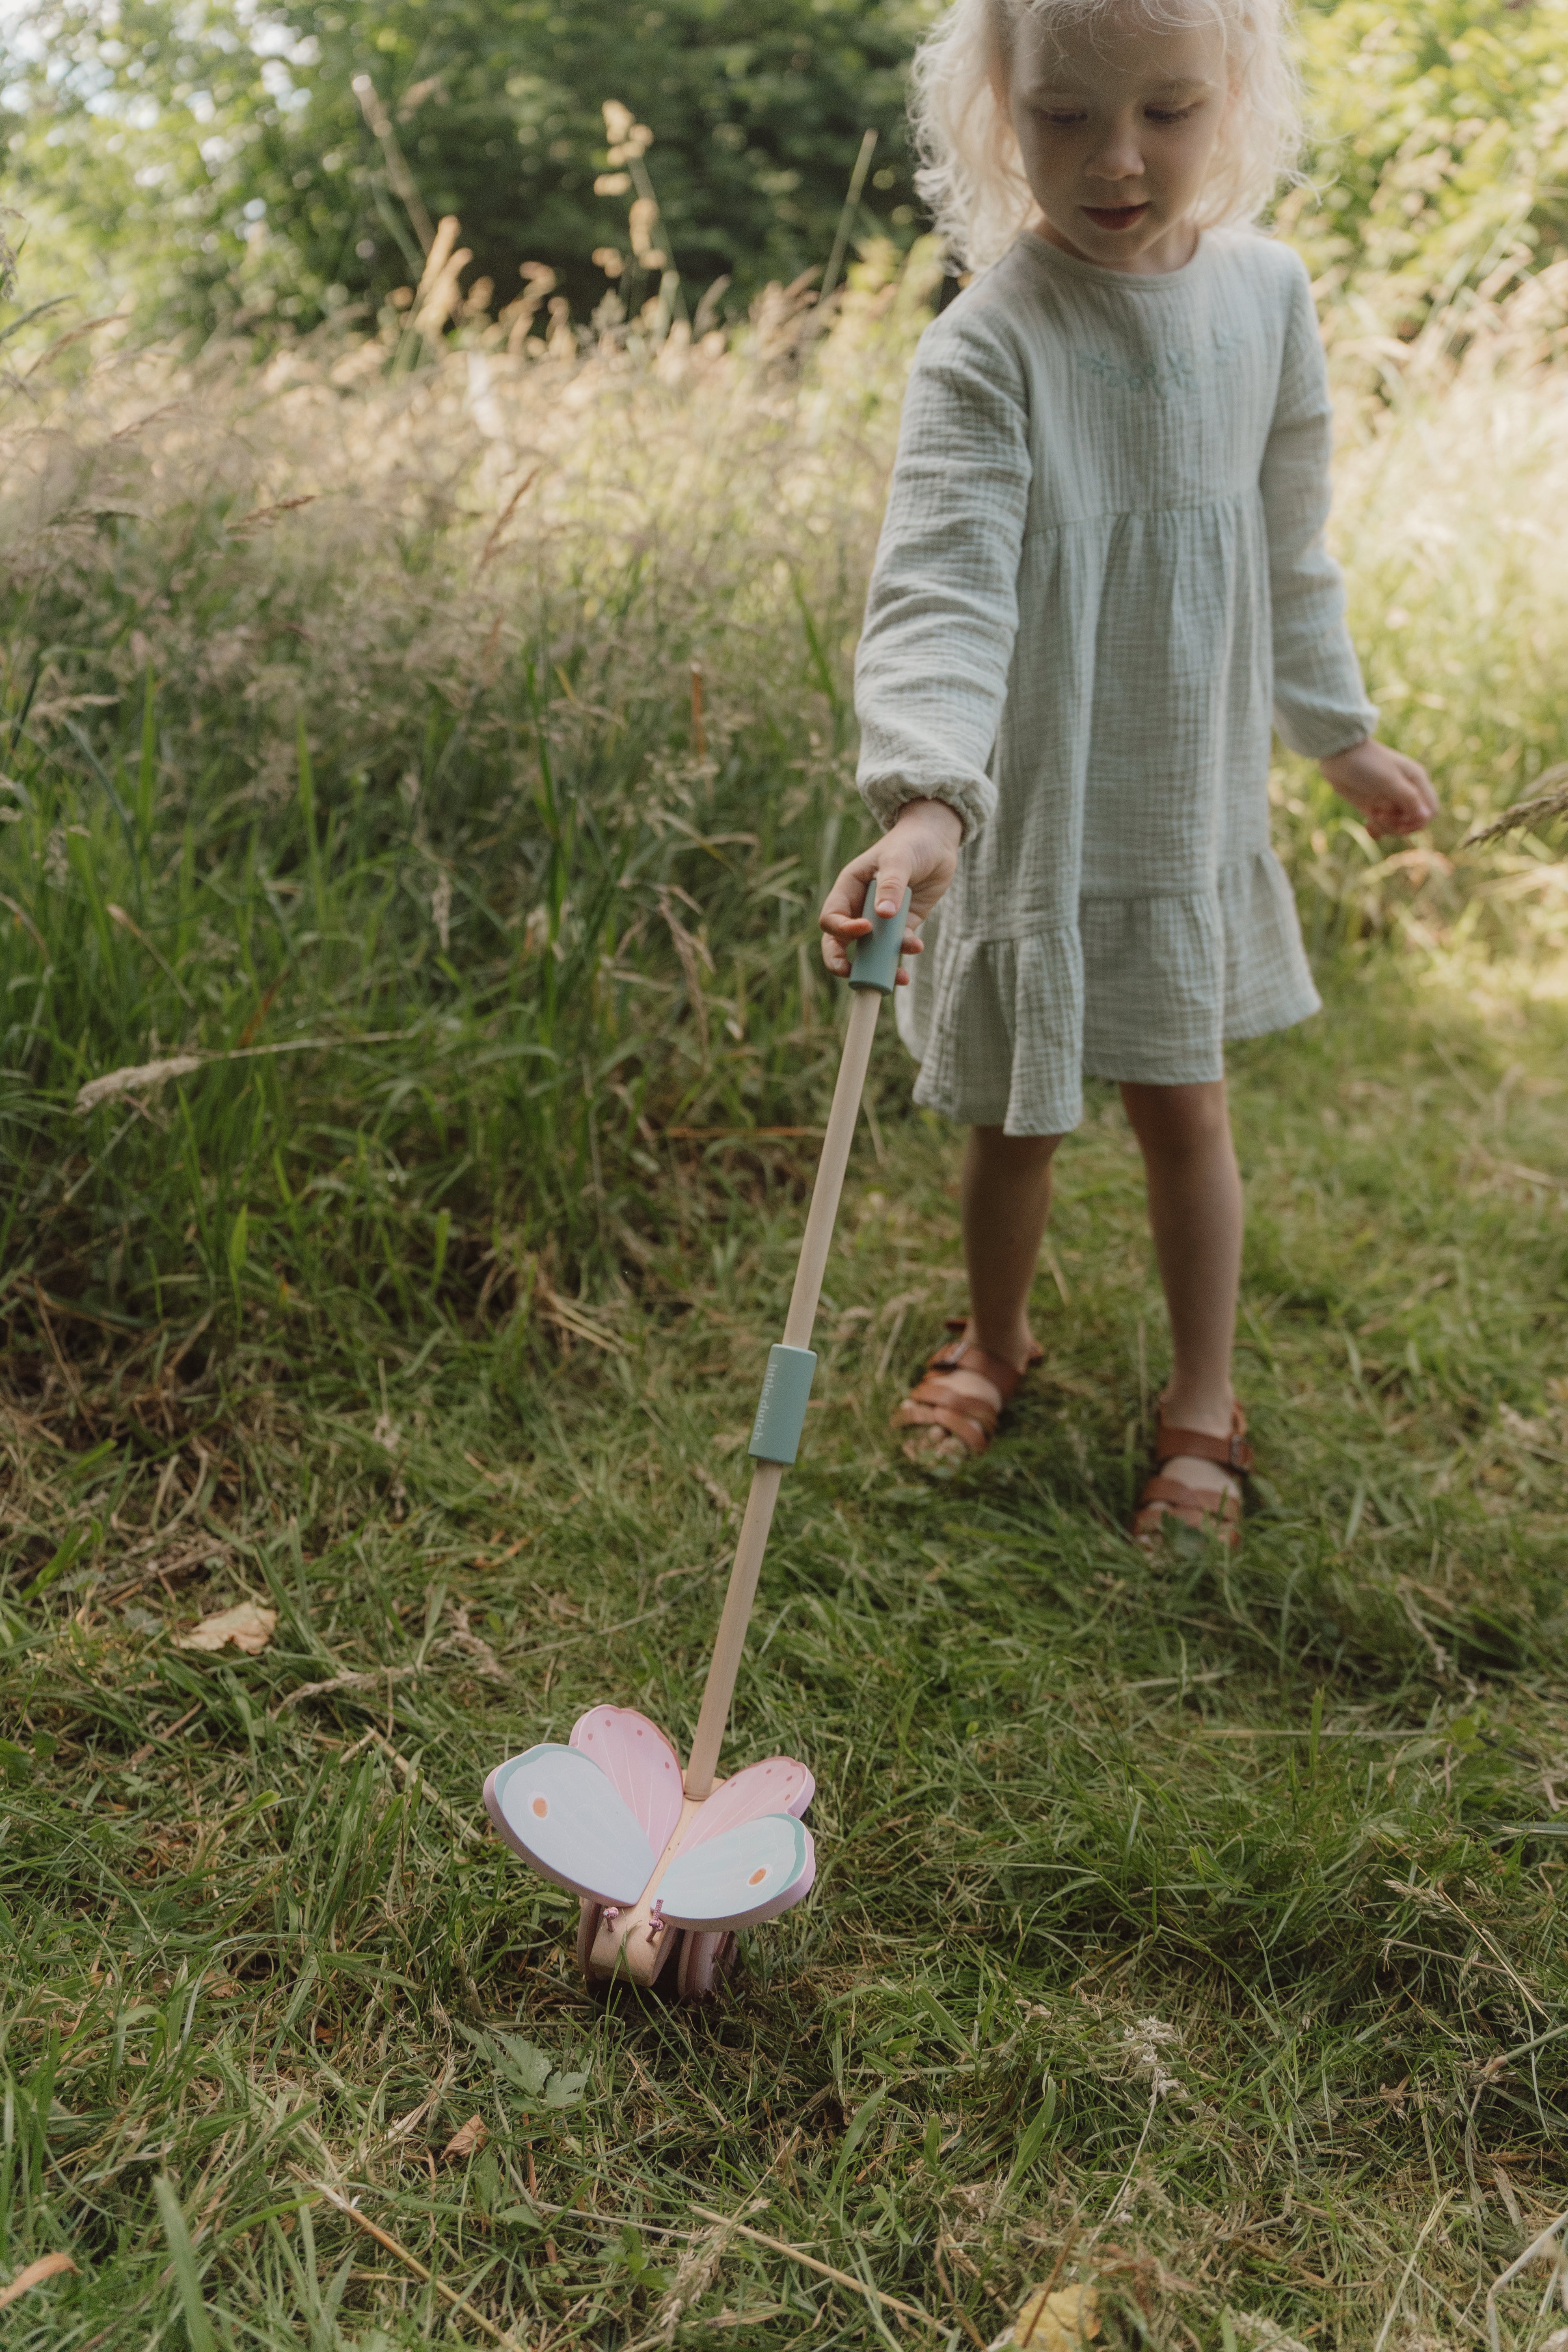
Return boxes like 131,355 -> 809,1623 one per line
1132,1403 -> 1252,1551
892,1317 -> 1044,1463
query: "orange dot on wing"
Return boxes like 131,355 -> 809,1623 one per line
531,1796 -> 549,1818
748,1866 -> 767,1885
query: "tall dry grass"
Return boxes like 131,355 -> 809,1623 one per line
3,247 -> 928,827
2,227 -> 1566,1352
1300,252 -> 1568,966
0,249 -> 935,1348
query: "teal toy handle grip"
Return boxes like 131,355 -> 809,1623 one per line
748,1343 -> 817,1465
848,886 -> 913,994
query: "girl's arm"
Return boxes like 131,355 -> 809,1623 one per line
1261,263 -> 1436,840
821,311 -> 1033,970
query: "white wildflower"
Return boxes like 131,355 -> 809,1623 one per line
1122,2015 -> 1183,2099
75,1054 -> 204,1117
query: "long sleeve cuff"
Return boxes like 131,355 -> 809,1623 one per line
1272,690 -> 1378,764
856,762 -> 995,843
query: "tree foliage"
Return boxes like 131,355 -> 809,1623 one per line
1291,0 -> 1568,317
2,0 -> 923,338
4,0 -> 1566,346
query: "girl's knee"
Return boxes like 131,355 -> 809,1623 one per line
1120,1082 -> 1231,1157
970,1123 -> 1062,1169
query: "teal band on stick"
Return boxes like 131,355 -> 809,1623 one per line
748,1343 -> 818,1465
848,886 -> 912,995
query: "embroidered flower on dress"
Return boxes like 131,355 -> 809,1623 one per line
1076,328 -> 1243,397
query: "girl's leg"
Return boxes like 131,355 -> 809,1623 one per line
1119,1079 -> 1243,1499
903,1126 -> 1060,1453
964,1125 -> 1060,1363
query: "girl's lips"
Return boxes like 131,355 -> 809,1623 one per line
1082,203 -> 1149,231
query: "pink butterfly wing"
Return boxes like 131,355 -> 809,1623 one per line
569,1706 -> 684,1853
678,1754 -> 814,1850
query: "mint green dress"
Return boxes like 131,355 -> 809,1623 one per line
854,228 -> 1376,1134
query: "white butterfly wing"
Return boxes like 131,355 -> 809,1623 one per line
484,1745 -> 657,1905
659,1812 -> 815,1932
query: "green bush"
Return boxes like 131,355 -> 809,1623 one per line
1291,0 -> 1568,319
7,0 -> 1568,346
2,0 -> 921,341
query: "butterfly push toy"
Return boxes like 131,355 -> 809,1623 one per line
484,890 -> 911,1999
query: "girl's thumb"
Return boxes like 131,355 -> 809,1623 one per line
872,862 -> 911,918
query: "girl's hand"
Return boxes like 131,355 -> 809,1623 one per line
1319,739 -> 1438,840
819,799 -> 964,984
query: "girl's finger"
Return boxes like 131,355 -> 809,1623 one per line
819,907 -> 873,939
818,859 -> 877,935
1401,756 -> 1438,816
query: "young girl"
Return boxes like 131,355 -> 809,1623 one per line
819,0 -> 1436,1544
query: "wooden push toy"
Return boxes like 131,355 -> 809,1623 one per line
482,891 -> 911,1998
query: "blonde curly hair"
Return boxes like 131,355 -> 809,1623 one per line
911,0 -> 1305,271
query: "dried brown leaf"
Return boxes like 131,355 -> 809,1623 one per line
173,1601 -> 277,1655
442,2114 -> 489,2162
990,2281 -> 1099,2351
0,2253 -> 78,2309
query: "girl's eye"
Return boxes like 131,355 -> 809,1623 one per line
1035,109 -> 1088,126
1145,103 -> 1201,123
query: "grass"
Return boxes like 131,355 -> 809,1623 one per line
4,943 -> 1568,2352
2,219 -> 1568,2352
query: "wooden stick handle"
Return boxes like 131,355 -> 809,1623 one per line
783,986 -> 881,1348
685,985 -> 883,1798
684,1461 -> 782,1799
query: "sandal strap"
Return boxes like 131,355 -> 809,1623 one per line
892,1397 -> 991,1454
944,1317 -> 1045,1369
1132,1477 -> 1243,1552
1153,1406 -> 1252,1475
925,1343 -> 1020,1400
899,1373 -> 1002,1437
896,1321 -> 1043,1461
1136,1472 -> 1243,1527
925,1338 -> 1033,1400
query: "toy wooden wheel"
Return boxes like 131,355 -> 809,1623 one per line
677,1929 -> 737,2002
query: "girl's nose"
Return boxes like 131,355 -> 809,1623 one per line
1085,116 -> 1145,184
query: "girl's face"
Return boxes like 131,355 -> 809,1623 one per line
1002,6 -> 1232,274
